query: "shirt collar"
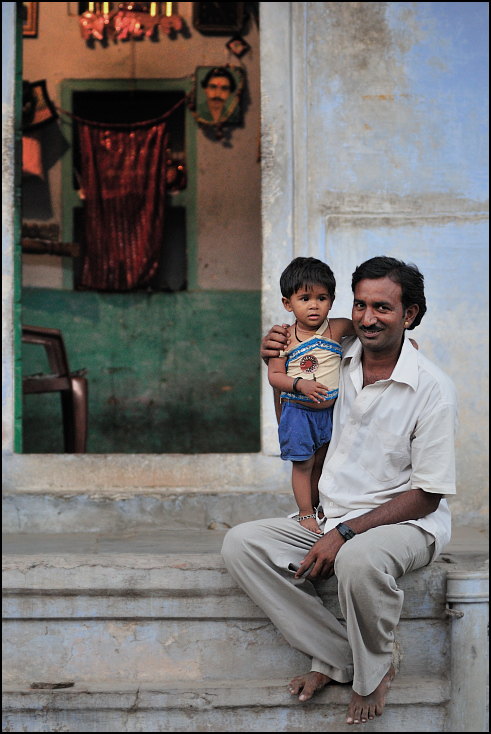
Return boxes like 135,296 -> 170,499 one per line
342,332 -> 419,391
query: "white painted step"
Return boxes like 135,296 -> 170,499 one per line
2,488 -> 298,533
3,540 -> 453,685
3,530 -> 487,731
2,454 -> 294,533
2,677 -> 450,732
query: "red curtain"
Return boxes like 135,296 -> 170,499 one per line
78,121 -> 167,291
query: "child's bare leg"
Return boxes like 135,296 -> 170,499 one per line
311,443 -> 329,518
292,457 -> 322,534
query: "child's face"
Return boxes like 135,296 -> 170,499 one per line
282,283 -> 332,329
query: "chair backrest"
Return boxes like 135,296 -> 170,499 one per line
21,325 -> 71,377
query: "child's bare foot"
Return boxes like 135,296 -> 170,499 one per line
289,671 -> 331,701
346,664 -> 395,724
299,517 -> 322,534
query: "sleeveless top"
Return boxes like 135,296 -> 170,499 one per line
280,319 -> 342,403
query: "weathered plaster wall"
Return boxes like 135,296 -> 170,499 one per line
261,2 -> 489,526
22,1 -> 261,290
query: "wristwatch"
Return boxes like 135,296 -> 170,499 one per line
336,523 -> 356,541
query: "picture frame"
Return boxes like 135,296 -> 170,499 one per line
22,80 -> 58,132
226,33 -> 250,59
191,66 -> 244,128
23,2 -> 38,37
193,2 -> 244,34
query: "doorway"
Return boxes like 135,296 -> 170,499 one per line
19,2 -> 262,454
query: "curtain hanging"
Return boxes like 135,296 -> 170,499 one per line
78,120 -> 168,291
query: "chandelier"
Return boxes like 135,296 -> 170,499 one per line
79,3 -> 183,41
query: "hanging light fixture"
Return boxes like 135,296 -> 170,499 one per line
79,2 -> 183,41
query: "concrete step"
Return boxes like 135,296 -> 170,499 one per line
2,454 -> 295,534
2,487 -> 298,534
3,531 -> 455,686
2,677 -> 450,732
2,610 -> 451,685
2,529 -> 488,731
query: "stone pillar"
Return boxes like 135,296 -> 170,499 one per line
260,2 -> 294,455
446,570 -> 489,732
2,3 -> 18,454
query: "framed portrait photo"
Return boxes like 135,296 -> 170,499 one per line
193,66 -> 244,128
193,2 -> 244,34
23,2 -> 38,37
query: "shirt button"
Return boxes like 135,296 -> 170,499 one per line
329,502 -> 334,506
340,449 -> 346,454
351,419 -> 356,424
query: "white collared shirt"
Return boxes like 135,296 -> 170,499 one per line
318,333 -> 459,561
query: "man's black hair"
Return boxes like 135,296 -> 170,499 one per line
351,256 -> 426,329
280,257 -> 336,302
201,67 -> 237,93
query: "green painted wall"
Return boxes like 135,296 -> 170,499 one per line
21,288 -> 261,453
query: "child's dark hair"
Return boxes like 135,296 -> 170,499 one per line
280,257 -> 336,302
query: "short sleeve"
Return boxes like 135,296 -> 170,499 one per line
410,403 -> 458,496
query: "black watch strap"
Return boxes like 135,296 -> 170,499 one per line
336,523 -> 356,541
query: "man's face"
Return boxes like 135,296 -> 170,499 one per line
352,277 -> 414,355
204,76 -> 232,106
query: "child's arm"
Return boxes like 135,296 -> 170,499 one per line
268,357 -> 331,404
273,387 -> 282,425
268,357 -> 296,396
329,317 -> 356,343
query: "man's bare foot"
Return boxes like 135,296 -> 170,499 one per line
289,671 -> 331,702
346,664 -> 395,724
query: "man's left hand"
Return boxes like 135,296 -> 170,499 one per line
295,529 -> 345,580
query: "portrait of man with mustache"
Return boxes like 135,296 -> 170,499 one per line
196,66 -> 240,125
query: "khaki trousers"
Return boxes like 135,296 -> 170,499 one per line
221,518 -> 433,696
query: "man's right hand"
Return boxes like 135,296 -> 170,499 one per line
295,528 -> 345,580
260,324 -> 291,363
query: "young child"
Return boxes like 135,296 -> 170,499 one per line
268,257 -> 355,535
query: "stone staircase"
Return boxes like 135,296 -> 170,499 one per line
2,524 -> 488,732
2,455 -> 489,731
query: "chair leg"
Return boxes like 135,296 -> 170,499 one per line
71,376 -> 88,453
60,377 -> 88,453
60,390 -> 76,452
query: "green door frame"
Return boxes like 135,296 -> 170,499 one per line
60,77 -> 199,291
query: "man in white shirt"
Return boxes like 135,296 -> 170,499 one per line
221,256 -> 458,725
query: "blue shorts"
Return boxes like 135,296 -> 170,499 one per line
278,401 -> 334,461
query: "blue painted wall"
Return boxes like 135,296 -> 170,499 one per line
261,2 -> 488,522
321,2 -> 489,524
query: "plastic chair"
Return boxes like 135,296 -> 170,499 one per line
22,325 -> 88,453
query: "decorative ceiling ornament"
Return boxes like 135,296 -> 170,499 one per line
79,2 -> 183,42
